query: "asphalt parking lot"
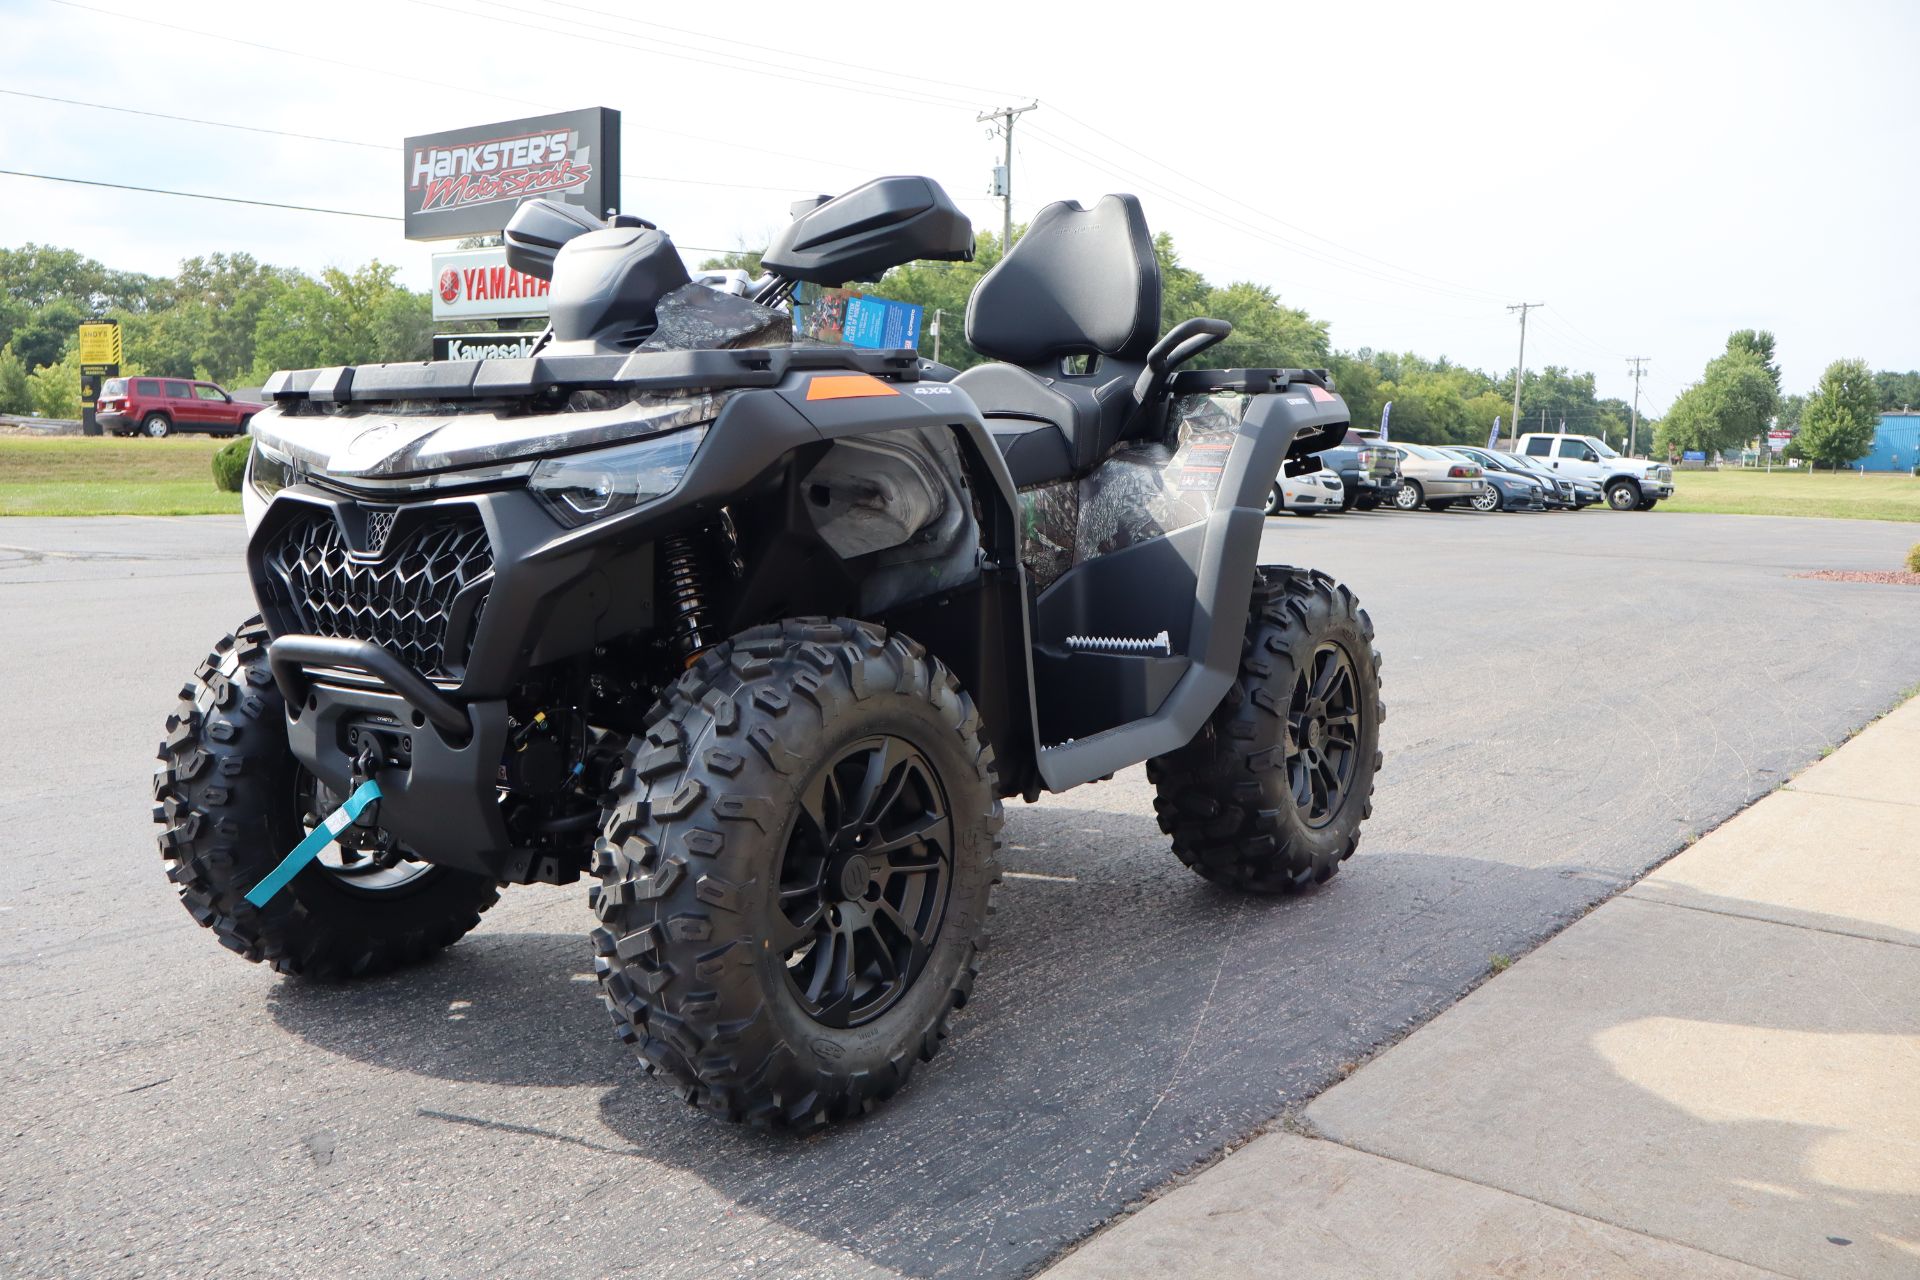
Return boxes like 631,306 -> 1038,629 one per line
6,508 -> 1920,1280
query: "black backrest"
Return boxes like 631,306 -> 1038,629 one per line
966,195 -> 1160,366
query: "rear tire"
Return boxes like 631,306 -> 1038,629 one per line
1637,497 -> 1659,510
142,413 -> 171,438
1356,496 -> 1378,511
590,618 -> 1002,1131
153,619 -> 500,979
1392,480 -> 1423,511
1427,499 -> 1454,511
1147,567 -> 1383,893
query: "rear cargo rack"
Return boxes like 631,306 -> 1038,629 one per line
262,345 -> 924,405
1165,367 -> 1334,396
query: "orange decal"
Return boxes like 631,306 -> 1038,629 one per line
806,373 -> 900,401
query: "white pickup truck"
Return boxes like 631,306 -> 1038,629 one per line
1517,432 -> 1675,511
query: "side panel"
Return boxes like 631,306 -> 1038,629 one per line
1034,389 -> 1348,792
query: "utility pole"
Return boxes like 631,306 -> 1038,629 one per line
1507,302 -> 1543,447
930,309 -> 943,364
978,102 -> 1038,260
1626,356 -> 1649,457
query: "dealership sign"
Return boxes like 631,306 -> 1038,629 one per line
431,247 -> 551,321
404,108 -> 620,240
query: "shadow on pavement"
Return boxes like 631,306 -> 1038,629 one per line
266,841 -> 1643,1279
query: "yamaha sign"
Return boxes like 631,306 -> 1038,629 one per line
404,108 -> 620,241
431,247 -> 551,322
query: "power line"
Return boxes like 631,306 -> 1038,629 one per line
0,87 -> 878,198
0,88 -> 389,149
405,0 -> 988,114
36,0 -> 877,179
43,0 -> 549,110
978,103 -> 1038,255
1626,356 -> 1650,456
0,169 -> 399,220
1506,302 -> 1544,447
1043,104 -> 1513,305
522,0 -> 1026,103
1018,125 -> 1500,313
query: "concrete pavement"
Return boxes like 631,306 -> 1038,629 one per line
1044,697 -> 1920,1278
7,511 -> 1920,1279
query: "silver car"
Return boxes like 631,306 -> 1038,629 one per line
1388,443 -> 1489,512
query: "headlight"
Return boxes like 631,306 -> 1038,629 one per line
249,443 -> 296,499
528,426 -> 707,527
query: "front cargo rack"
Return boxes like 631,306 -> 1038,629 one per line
262,345 -> 924,406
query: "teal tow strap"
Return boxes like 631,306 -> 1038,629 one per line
245,778 -> 384,907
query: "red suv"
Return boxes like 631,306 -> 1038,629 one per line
97,377 -> 264,438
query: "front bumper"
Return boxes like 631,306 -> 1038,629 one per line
248,483 -> 653,871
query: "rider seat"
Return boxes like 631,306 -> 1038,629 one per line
954,195 -> 1163,486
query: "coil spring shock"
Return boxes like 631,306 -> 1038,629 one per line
661,520 -> 732,663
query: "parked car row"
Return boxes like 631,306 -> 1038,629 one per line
1266,430 -> 1676,517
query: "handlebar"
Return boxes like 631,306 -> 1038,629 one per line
1146,317 -> 1233,374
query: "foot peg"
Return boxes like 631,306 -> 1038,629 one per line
1065,630 -> 1173,657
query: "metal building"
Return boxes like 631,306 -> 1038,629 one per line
1858,412 -> 1920,472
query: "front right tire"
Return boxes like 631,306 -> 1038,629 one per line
590,618 -> 1002,1132
1607,479 -> 1642,510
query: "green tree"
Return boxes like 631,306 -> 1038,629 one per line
1655,342 -> 1777,460
1724,329 -> 1780,393
1797,358 -> 1881,469
698,248 -> 765,277
1185,280 -> 1327,370
250,262 -> 431,379
1776,392 -> 1807,431
1873,369 -> 1920,412
0,342 -> 30,415
26,345 -> 84,419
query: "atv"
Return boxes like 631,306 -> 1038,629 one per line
154,175 -> 1383,1131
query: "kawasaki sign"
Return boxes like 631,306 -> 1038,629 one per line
404,108 -> 620,240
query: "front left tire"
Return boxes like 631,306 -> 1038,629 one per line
153,618 -> 500,979
591,618 -> 1002,1131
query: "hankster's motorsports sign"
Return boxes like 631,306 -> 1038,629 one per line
404,108 -> 620,241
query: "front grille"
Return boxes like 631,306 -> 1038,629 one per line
263,506 -> 494,681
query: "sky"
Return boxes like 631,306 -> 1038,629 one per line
2,0 -> 1916,415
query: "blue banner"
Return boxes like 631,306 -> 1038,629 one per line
842,295 -> 923,351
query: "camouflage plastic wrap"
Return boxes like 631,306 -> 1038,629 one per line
639,283 -> 793,352
1017,481 -> 1079,592
1016,392 -> 1246,591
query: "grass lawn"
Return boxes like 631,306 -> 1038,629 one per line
1661,468 -> 1920,523
0,436 -> 242,516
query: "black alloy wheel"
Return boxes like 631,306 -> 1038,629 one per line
777,735 -> 953,1028
1287,641 -> 1363,829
